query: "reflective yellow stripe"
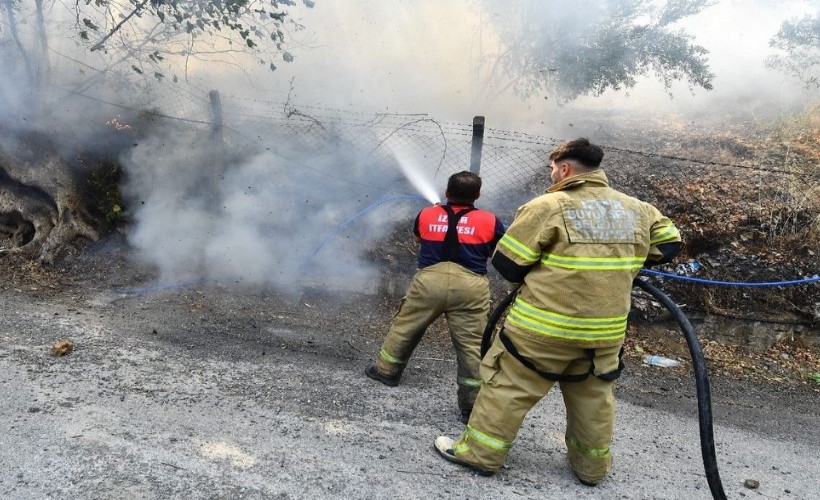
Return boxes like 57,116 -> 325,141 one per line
465,425 -> 511,451
514,298 -> 628,327
651,223 -> 680,244
379,348 -> 406,365
507,299 -> 627,341
541,253 -> 645,270
498,234 -> 540,263
457,377 -> 482,388
453,441 -> 471,456
507,313 -> 626,342
566,434 -> 610,460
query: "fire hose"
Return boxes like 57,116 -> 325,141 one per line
481,278 -> 727,500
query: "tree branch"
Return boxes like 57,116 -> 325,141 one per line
1,0 -> 36,85
34,0 -> 51,85
89,0 -> 150,52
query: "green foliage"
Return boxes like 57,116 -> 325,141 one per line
75,0 -> 315,79
479,0 -> 714,102
85,161 -> 127,226
657,0 -> 714,26
767,14 -> 820,88
82,18 -> 100,31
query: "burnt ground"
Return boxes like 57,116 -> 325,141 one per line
1,240 -> 819,499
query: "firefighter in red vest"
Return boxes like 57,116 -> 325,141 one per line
366,171 -> 505,423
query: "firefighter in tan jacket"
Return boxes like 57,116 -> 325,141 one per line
434,138 -> 683,486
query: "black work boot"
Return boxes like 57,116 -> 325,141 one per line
573,470 -> 600,487
365,364 -> 400,387
434,436 -> 495,476
460,408 -> 472,424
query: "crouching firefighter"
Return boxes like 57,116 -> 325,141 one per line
434,138 -> 683,485
366,171 -> 505,423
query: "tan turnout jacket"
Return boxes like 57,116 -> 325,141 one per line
495,169 -> 681,349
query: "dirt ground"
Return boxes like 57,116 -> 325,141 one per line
1,241 -> 819,499
10,237 -> 817,397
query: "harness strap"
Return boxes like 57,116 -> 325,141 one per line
597,348 -> 625,381
499,329 -> 624,383
441,205 -> 477,264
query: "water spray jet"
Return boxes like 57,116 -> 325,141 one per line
390,145 -> 441,205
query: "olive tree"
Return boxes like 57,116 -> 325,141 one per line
1,0 -> 313,91
0,0 -> 313,262
767,13 -> 820,88
476,0 -> 715,103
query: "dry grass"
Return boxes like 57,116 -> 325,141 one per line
624,324 -> 820,388
0,252 -> 64,296
599,104 -> 820,321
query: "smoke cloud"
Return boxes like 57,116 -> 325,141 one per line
120,119 -> 433,292
220,0 -> 817,131
1,0 -> 817,294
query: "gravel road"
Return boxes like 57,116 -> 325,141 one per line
1,252 -> 818,499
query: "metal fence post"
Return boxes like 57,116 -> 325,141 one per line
208,90 -> 226,194
470,116 -> 485,175
209,90 -> 224,140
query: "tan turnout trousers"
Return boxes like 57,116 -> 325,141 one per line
375,262 -> 490,412
452,328 -> 621,483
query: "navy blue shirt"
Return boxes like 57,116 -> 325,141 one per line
413,203 -> 505,275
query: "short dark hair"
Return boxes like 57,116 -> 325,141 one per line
447,171 -> 482,202
549,138 -> 604,169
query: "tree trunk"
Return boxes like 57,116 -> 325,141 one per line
0,131 -> 99,263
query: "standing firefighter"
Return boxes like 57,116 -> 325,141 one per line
434,138 -> 683,484
366,171 -> 505,423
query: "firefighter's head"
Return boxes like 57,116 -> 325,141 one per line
548,138 -> 604,184
445,171 -> 482,204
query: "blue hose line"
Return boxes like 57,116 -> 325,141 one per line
301,194 -> 429,268
639,268 -> 820,287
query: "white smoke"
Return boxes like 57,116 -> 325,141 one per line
2,0 -> 818,295
218,0 -> 818,132
121,120 -> 428,292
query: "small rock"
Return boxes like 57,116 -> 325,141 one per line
51,340 -> 74,357
744,479 -> 760,489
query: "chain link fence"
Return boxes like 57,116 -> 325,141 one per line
81,85 -> 820,322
